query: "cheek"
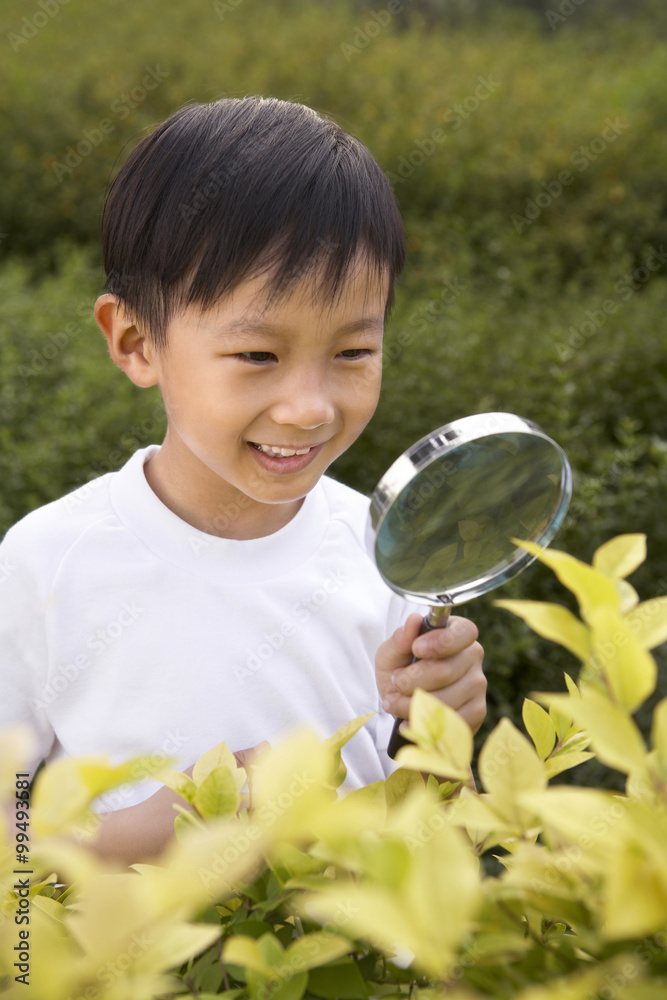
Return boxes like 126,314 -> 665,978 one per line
350,366 -> 382,418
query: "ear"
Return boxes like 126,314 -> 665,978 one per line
94,293 -> 161,388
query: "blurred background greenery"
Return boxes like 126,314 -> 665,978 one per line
1,0 -> 666,786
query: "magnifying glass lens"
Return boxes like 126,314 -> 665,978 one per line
375,431 -> 567,604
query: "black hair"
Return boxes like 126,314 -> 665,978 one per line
101,96 -> 406,348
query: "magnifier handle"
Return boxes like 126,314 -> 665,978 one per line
387,605 -> 452,759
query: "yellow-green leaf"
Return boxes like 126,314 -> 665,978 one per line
384,767 -> 424,809
224,936 -> 277,978
563,672 -> 579,698
625,597 -> 667,651
617,579 -> 640,613
479,718 -> 546,797
193,741 -> 246,790
397,689 -> 473,781
158,768 -> 197,803
522,699 -> 556,760
31,894 -> 67,922
495,600 -> 590,662
512,539 -> 620,623
651,698 -> 667,767
588,608 -> 657,711
543,688 -> 646,774
324,713 -> 376,755
593,533 -> 646,580
604,840 -> 667,938
544,750 -> 595,779
193,765 -> 241,819
395,745 -> 471,783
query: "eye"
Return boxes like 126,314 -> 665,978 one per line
236,352 -> 277,364
338,349 -> 373,359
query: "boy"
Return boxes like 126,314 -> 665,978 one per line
0,97 -> 485,864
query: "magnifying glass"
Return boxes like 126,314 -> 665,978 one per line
365,412 -> 572,758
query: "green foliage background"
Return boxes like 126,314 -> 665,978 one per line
1,0 -> 666,784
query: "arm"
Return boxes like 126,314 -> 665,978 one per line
83,767 -> 197,864
74,743 -> 266,868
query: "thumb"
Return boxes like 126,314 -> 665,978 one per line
233,741 -> 271,769
377,612 -> 424,677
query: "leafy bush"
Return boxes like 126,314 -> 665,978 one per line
3,533 -> 667,998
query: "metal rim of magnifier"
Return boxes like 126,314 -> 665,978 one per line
366,412 -> 573,607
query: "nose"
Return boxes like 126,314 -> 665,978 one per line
268,367 -> 336,430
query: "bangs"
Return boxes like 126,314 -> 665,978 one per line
102,97 -> 406,346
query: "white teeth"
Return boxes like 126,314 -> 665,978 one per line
254,444 -> 312,457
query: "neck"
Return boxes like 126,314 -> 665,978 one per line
143,435 -> 304,540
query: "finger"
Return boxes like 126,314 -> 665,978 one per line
392,641 -> 485,697
383,657 -> 487,722
233,741 -> 271,768
456,692 -> 488,734
411,615 -> 479,660
376,612 -> 427,681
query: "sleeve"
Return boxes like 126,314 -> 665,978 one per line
0,524 -> 56,781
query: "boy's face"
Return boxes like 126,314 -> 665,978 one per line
142,257 -> 388,522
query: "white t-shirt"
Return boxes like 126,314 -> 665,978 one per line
0,446 -> 422,808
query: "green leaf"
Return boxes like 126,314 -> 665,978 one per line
495,600 -> 590,662
282,933 -> 352,974
269,971 -> 308,1000
593,533 -> 646,580
306,958 -> 370,998
193,765 -> 241,819
258,931 -> 287,968
522,699 -> 557,760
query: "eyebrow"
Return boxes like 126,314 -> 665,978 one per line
217,317 -> 384,339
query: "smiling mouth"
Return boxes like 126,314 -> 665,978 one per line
249,442 -> 318,458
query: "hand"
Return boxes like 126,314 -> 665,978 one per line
232,741 -> 271,769
376,612 -> 487,734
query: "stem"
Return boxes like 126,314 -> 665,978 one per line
496,900 -> 580,973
